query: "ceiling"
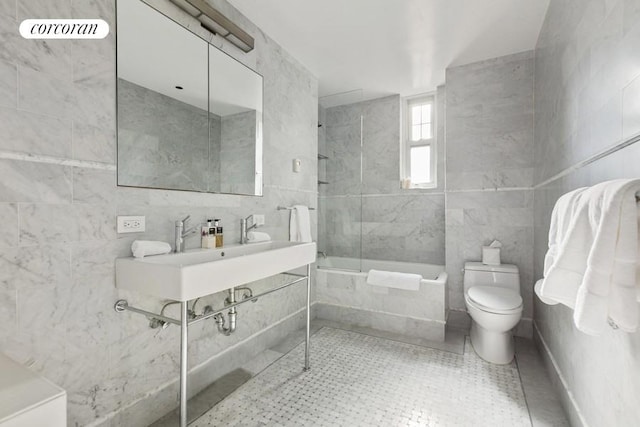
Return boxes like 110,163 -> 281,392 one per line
228,0 -> 550,104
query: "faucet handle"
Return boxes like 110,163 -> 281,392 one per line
181,215 -> 191,224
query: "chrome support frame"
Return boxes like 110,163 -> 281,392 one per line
113,266 -> 312,427
179,302 -> 188,427
304,263 -> 311,371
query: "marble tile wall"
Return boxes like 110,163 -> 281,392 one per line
0,0 -> 317,426
320,91 -> 446,265
117,78 -> 210,191
315,269 -> 447,341
118,78 -> 258,195
219,110 -> 257,195
317,105 -> 327,254
209,113 -> 222,189
533,0 -> 640,425
444,52 -> 535,328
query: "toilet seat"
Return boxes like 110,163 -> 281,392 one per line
466,286 -> 523,314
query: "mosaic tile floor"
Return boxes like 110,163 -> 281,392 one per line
192,327 -> 531,426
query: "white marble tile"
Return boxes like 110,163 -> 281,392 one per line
0,14 -> 72,79
72,121 -> 116,164
0,0 -> 15,19
17,66 -> 75,119
515,337 -> 570,427
0,59 -> 15,108
0,159 -> 72,203
0,0 -> 320,425
0,288 -> 16,338
195,328 -> 530,426
0,203 -> 17,247
315,302 -> 445,342
0,244 -> 71,291
19,203 -> 116,245
73,168 -> 116,204
16,285 -> 69,338
0,107 -> 72,157
241,349 -> 283,375
623,74 -> 640,138
533,1 -> 640,425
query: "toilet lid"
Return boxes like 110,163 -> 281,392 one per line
467,286 -> 522,312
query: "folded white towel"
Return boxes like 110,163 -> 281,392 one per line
540,187 -> 588,306
247,231 -> 271,243
534,279 -> 559,305
289,205 -> 312,243
540,179 -> 640,335
131,240 -> 172,258
366,269 -> 422,291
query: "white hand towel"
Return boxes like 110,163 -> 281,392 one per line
575,180 -> 640,334
131,240 -> 172,258
289,205 -> 312,243
541,179 -> 640,335
366,269 -> 422,291
247,231 -> 271,243
539,187 -> 588,306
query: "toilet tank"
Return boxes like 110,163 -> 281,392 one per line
463,262 -> 520,294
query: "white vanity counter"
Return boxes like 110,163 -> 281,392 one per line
0,354 -> 66,427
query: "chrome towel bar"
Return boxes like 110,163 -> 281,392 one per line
277,205 -> 315,210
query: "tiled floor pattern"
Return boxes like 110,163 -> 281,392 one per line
192,327 -> 531,426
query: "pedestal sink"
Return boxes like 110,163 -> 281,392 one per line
116,240 -> 316,301
114,240 -> 316,427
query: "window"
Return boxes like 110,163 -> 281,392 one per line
401,94 -> 436,189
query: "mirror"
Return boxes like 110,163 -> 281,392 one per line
116,0 -> 263,195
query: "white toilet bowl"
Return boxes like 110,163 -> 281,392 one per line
463,263 -> 523,365
465,293 -> 522,364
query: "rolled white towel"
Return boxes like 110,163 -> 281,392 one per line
367,269 -> 422,291
247,231 -> 271,243
131,240 -> 172,258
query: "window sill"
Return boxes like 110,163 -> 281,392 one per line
400,181 -> 437,190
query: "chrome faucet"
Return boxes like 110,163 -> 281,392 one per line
240,214 -> 258,244
174,215 -> 197,253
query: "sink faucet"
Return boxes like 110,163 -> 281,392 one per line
175,215 -> 197,253
240,214 -> 258,244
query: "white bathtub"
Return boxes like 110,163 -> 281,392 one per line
315,256 -> 448,341
317,256 -> 445,281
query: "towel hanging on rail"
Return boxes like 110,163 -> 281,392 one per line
539,179 -> 640,335
289,205 -> 312,243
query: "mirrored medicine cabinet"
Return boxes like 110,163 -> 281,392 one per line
116,0 -> 263,196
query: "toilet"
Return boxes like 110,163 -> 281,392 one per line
463,262 -> 523,364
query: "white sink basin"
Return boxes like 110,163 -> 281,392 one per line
115,241 -> 316,301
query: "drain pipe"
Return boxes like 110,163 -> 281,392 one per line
214,287 -> 237,336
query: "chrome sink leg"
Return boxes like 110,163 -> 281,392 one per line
304,263 -> 311,371
180,301 -> 188,427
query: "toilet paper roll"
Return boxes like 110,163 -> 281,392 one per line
482,246 -> 501,265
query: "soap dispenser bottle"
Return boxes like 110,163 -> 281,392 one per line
201,219 -> 216,249
214,219 -> 223,248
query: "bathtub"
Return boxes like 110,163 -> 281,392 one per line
315,256 -> 448,341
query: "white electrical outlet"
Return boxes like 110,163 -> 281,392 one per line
253,214 -> 265,226
117,215 -> 146,233
292,159 -> 301,173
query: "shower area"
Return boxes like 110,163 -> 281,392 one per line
315,90 -> 449,341
317,90 -> 365,271
316,90 -> 447,270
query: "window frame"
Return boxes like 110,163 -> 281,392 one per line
401,92 -> 437,189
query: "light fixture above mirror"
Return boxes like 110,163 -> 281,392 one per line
169,0 -> 254,52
